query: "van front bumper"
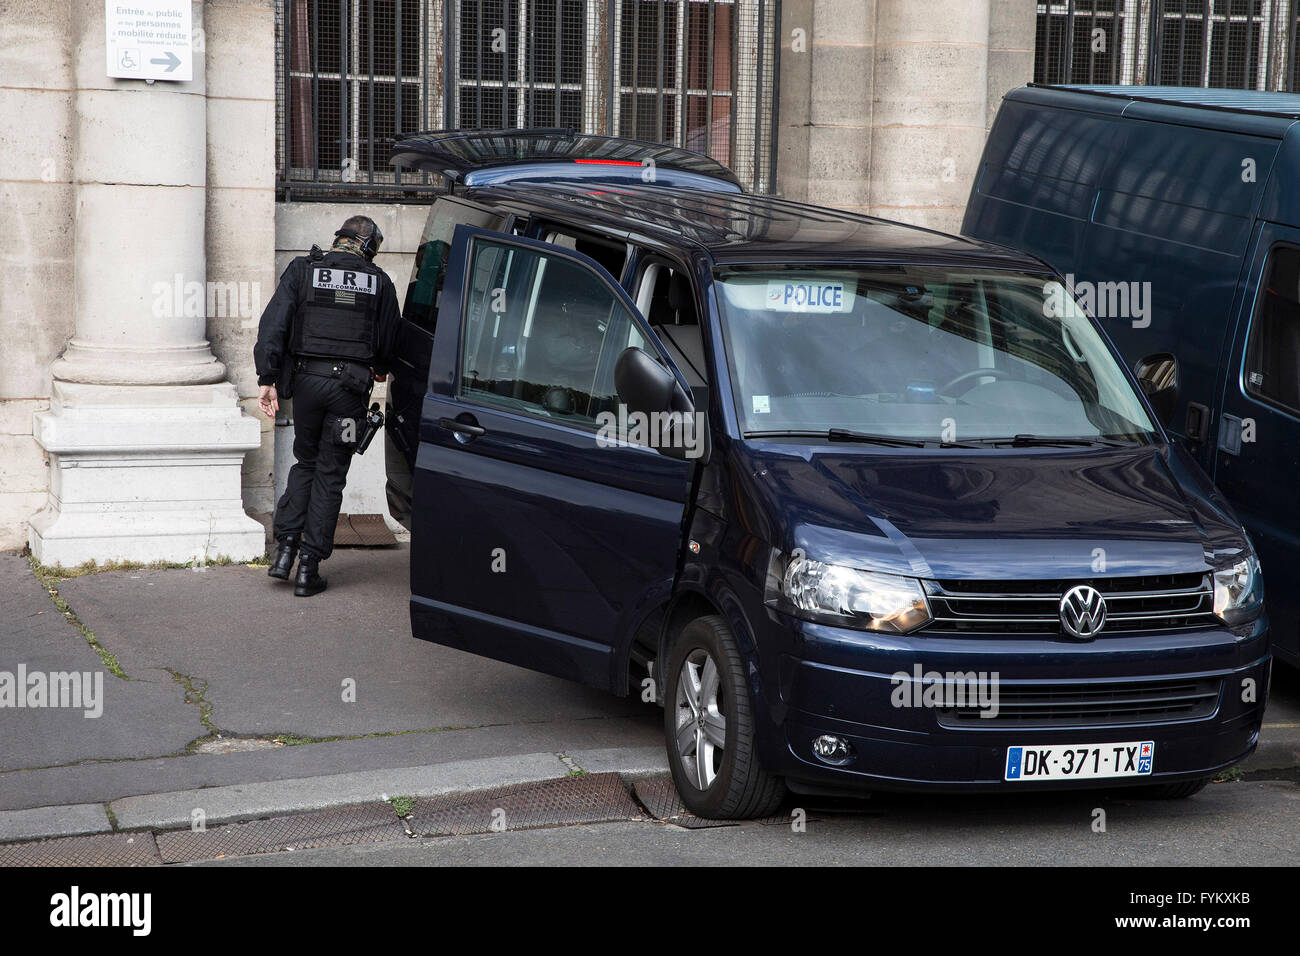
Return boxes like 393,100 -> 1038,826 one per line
763,614 -> 1270,792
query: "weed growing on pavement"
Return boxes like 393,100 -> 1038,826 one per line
27,555 -> 126,679
30,554 -> 251,581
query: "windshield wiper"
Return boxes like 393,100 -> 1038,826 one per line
974,434 -> 1132,448
745,429 -> 978,449
827,429 -> 926,448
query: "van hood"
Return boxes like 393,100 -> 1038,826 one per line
733,441 -> 1248,581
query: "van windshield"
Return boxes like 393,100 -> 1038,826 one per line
714,266 -> 1157,444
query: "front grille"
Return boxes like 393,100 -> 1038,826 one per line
936,676 -> 1223,729
923,572 -> 1215,636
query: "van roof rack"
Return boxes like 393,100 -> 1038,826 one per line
1030,83 -> 1300,120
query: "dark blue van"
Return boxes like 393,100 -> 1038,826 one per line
964,84 -> 1300,672
385,129 -> 1269,818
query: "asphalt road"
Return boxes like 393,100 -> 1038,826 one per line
196,773 -> 1300,866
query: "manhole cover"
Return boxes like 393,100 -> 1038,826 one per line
409,772 -> 643,837
0,831 -> 160,867
155,802 -> 405,863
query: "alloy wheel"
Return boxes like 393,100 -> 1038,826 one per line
674,647 -> 727,790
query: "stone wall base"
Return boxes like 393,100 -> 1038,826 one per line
28,383 -> 265,567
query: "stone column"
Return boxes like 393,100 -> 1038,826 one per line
776,0 -> 877,208
986,0 -> 1037,133
869,0 -> 991,234
0,1 -> 78,548
29,0 -> 264,566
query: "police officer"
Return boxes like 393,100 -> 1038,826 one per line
254,215 -> 402,596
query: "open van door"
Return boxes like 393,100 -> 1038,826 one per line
384,196 -> 512,528
404,225 -> 698,692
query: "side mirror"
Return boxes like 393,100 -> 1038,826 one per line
614,347 -> 706,462
1133,352 -> 1178,426
615,346 -> 693,416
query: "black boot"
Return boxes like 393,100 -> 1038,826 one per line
267,534 -> 300,580
294,554 -> 327,597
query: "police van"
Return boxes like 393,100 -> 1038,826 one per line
383,129 -> 1269,818
963,84 -> 1300,673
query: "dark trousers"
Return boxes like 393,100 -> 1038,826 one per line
272,371 -> 367,561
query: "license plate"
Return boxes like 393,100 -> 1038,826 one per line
1004,741 -> 1154,781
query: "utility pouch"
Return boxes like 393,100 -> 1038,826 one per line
338,362 -> 373,395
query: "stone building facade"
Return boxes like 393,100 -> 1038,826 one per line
0,0 -> 1036,562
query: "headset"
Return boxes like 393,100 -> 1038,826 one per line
334,218 -> 384,261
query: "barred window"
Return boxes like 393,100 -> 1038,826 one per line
1036,1 -> 1294,91
276,0 -> 778,199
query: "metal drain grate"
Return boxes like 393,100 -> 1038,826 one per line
409,772 -> 644,837
154,803 -> 406,863
633,776 -> 795,829
634,776 -> 736,829
0,831 -> 161,867
333,514 -> 397,547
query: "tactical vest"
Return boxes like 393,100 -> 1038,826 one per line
292,255 -> 380,364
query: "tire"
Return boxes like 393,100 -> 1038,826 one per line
663,614 -> 786,819
1138,776 -> 1212,799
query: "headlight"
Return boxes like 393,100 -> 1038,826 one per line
1212,554 -> 1264,625
766,549 -> 932,633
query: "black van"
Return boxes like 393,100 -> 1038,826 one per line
383,129 -> 1268,818
963,84 -> 1300,671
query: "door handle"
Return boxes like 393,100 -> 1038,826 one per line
1184,402 -> 1210,444
437,416 -> 486,438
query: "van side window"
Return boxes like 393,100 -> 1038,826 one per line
1244,246 -> 1300,415
637,260 -> 709,391
404,199 -> 508,332
458,238 -> 643,429
545,230 -> 629,281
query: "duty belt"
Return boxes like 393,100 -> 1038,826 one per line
295,358 -> 367,379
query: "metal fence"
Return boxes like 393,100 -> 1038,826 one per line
1037,1 -> 1300,91
275,0 -> 780,200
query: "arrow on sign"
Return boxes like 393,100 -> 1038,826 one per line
150,51 -> 182,72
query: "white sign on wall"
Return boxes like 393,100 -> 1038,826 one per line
105,2 -> 193,82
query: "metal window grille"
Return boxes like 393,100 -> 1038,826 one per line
1037,1 -> 1300,91
276,0 -> 780,199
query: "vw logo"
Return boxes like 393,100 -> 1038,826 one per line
1060,585 -> 1107,639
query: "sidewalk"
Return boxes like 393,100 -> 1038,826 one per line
1,546 -> 1297,851
0,546 -> 663,842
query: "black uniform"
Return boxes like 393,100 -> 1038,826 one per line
254,248 -> 402,562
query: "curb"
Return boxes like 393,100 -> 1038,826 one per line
0,804 -> 113,844
0,747 -> 671,846
2,731 -> 1293,847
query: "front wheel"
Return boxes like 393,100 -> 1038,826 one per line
663,615 -> 786,819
